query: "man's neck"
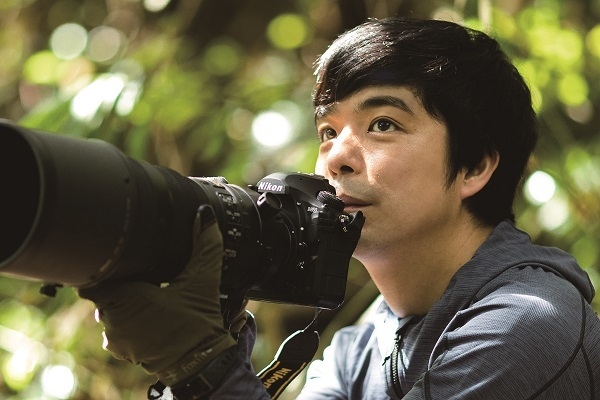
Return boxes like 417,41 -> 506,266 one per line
359,218 -> 494,318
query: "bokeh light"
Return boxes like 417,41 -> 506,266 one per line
2,346 -> 40,391
565,100 -> 594,124
70,74 -> 127,124
557,73 -> 589,106
553,29 -> 583,66
537,196 -> 570,231
525,170 -> 556,205
41,364 -> 76,399
50,23 -> 88,60
267,14 -> 310,50
116,80 -> 143,116
143,0 -> 172,12
585,24 -> 600,58
22,51 -> 61,85
87,26 -> 125,63
251,110 -> 293,148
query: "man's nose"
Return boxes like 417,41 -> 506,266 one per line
326,128 -> 361,177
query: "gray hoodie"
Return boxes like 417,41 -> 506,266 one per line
298,220 -> 600,399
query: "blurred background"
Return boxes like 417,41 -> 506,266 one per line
0,0 -> 599,398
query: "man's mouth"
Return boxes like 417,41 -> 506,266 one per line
336,194 -> 371,211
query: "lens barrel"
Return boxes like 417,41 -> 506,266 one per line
0,120 -> 208,286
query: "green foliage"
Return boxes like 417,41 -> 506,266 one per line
0,0 -> 598,398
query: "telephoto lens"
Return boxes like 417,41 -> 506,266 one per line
0,120 -> 364,309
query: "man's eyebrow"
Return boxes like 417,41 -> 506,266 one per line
314,103 -> 337,122
314,94 -> 415,123
356,95 -> 415,115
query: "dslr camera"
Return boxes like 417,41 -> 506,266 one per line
0,120 -> 364,310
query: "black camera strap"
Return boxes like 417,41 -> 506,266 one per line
257,309 -> 321,399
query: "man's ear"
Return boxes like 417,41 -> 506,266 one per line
459,151 -> 500,200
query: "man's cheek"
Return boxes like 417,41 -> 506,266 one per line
314,157 -> 327,176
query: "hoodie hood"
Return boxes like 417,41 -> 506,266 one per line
445,220 -> 595,312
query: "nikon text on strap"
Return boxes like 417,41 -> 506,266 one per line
257,310 -> 321,399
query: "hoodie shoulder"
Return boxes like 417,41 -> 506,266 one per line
458,220 -> 595,303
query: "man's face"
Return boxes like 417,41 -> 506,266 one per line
314,86 -> 463,263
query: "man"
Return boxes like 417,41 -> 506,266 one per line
79,17 -> 600,399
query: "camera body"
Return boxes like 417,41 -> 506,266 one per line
192,173 -> 363,309
0,120 -> 364,310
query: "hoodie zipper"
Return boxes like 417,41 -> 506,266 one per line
390,332 -> 404,398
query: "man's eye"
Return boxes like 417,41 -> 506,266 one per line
369,119 -> 397,132
319,128 -> 337,142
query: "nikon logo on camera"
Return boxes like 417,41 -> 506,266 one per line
257,180 -> 287,193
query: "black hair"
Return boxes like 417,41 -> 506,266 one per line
313,17 -> 538,225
